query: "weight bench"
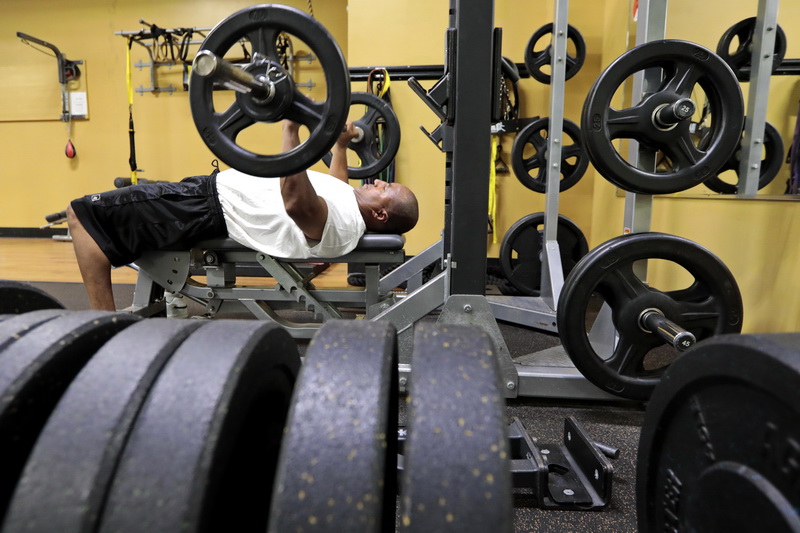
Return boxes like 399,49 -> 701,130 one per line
127,233 -> 406,338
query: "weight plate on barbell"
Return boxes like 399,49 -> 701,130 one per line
499,212 -> 588,296
524,23 -> 586,84
704,120 -> 784,194
98,320 -> 300,533
190,4 -> 350,177
581,40 -> 744,195
0,311 -> 139,521
321,91 -> 401,180
637,333 -> 800,532
3,319 -> 204,533
0,280 -> 64,314
511,118 -> 588,193
400,324 -> 512,532
716,17 -> 787,82
269,320 -> 398,533
557,232 -> 743,401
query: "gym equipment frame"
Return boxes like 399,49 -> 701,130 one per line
130,0 -> 758,402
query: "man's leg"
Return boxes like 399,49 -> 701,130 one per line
66,205 -> 116,311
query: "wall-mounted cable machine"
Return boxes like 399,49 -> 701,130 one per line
15,32 -> 84,121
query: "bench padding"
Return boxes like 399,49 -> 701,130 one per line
194,233 -> 405,254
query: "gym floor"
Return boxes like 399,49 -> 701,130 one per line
2,237 -> 645,532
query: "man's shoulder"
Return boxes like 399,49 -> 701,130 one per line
307,170 -> 355,194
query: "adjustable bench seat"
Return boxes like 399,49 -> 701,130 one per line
128,233 -> 407,338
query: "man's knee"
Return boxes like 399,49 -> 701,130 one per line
66,204 -> 80,230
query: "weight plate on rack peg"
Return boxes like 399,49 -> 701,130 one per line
0,280 -> 64,314
322,91 -> 401,180
269,320 -> 398,533
400,324 -> 512,532
0,311 -> 139,521
704,120 -> 784,194
511,117 -> 588,193
189,4 -> 350,177
2,319 -> 205,533
716,17 -> 787,82
98,320 -> 300,532
524,23 -> 586,84
581,40 -> 744,195
499,212 -> 588,296
637,333 -> 800,532
557,232 -> 743,401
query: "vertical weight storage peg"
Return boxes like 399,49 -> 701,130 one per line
652,98 -> 696,131
639,308 -> 696,352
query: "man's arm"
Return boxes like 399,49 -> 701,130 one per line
279,121 -> 359,240
329,122 -> 358,183
280,121 -> 329,241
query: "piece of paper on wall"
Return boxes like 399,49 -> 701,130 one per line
69,91 -> 88,118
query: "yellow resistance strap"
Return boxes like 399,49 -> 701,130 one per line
126,37 -> 138,185
488,135 -> 499,244
377,68 -> 390,98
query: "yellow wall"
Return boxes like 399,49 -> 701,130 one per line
2,1 -> 800,333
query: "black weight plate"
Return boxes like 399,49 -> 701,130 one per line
581,40 -> 744,195
190,4 -> 350,177
322,91 -> 401,180
704,120 -> 785,194
499,212 -> 588,296
3,319 -> 203,533
716,17 -> 787,82
637,333 -> 800,532
524,23 -> 586,84
511,118 -> 588,193
98,320 -> 300,533
400,324 -> 512,532
557,232 -> 743,401
0,311 -> 139,523
0,309 -> 69,353
269,320 -> 398,533
0,280 -> 64,314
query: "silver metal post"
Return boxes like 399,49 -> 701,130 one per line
623,0 -> 667,279
540,0 -> 570,310
738,0 -> 779,195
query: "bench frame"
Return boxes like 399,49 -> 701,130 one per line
127,235 -> 409,338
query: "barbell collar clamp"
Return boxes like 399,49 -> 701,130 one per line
192,50 -> 274,100
652,98 -> 697,131
639,308 -> 696,352
342,125 -> 365,143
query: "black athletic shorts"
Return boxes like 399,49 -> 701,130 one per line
70,174 -> 227,267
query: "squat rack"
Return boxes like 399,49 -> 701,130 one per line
370,0 -> 619,400
374,0 -> 780,400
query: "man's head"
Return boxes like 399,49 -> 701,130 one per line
354,179 -> 419,234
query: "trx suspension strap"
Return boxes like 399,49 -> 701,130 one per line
488,135 -> 499,244
126,36 -> 138,185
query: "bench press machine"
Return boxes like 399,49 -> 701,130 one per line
127,233 -> 414,338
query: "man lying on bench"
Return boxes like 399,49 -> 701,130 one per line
65,120 -> 419,311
